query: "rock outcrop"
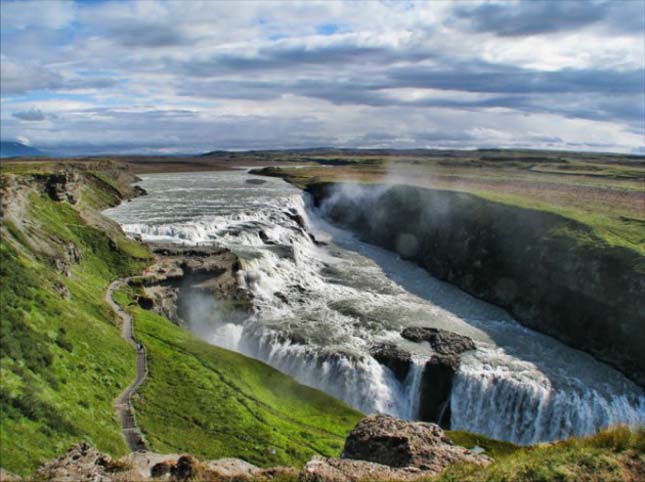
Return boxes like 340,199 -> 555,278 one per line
399,327 -> 476,424
418,354 -> 459,425
370,343 -> 412,383
401,327 -> 476,355
369,329 -> 475,425
302,414 -> 490,481
35,445 -> 293,482
35,443 -> 126,482
53,242 -> 83,277
342,414 -> 489,470
45,171 -> 79,204
139,243 -> 251,325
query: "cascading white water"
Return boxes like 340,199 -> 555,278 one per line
400,358 -> 426,420
451,349 -> 645,444
105,170 -> 645,445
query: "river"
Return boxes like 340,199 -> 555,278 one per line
104,169 -> 645,445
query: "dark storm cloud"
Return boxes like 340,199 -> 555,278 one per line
454,0 -> 645,36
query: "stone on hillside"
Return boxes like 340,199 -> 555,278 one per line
342,414 -> 490,472
171,455 -> 198,481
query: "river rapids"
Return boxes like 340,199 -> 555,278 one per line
105,170 -> 645,445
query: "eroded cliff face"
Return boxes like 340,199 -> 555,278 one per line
133,243 -> 252,327
306,182 -> 645,388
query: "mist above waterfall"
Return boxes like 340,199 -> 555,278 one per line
179,289 -> 247,351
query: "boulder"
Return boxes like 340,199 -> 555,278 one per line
401,327 -> 475,355
369,343 -> 412,382
342,414 -> 489,472
171,455 -> 198,481
150,461 -> 174,478
258,230 -> 275,244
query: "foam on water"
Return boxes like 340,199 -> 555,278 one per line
105,170 -> 645,444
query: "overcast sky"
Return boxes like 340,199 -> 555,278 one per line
1,0 -> 644,155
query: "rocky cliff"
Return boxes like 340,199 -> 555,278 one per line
306,182 -> 645,387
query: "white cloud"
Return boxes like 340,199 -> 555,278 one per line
0,0 -> 75,31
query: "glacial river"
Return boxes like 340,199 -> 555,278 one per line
105,169 -> 645,444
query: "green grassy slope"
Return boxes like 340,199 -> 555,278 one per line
430,426 -> 645,482
0,184 -> 149,474
114,284 -> 362,467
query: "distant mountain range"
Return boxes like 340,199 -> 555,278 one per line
0,140 -> 49,158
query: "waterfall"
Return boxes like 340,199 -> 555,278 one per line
450,353 -> 645,445
106,170 -> 645,445
399,358 -> 426,420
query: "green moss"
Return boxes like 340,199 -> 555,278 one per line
116,285 -> 362,467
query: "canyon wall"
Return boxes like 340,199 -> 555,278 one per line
306,182 -> 645,387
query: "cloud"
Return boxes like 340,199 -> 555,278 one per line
0,0 -> 643,154
0,56 -> 63,95
388,64 -> 645,95
453,1 -> 645,37
0,0 -> 75,31
12,108 -> 46,121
